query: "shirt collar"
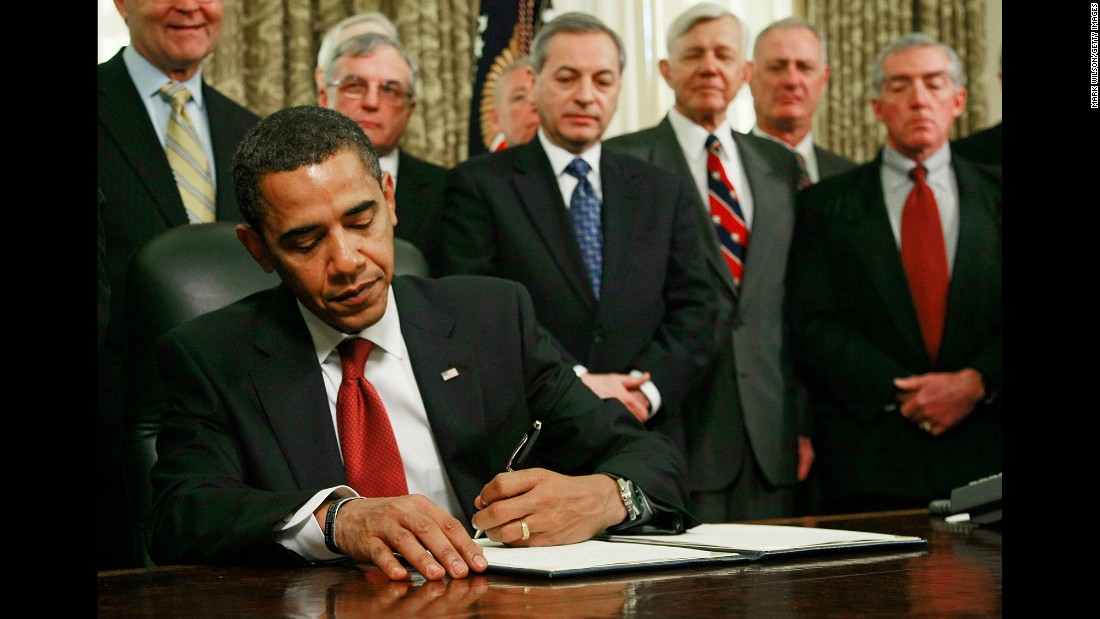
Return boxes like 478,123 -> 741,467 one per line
379,149 -> 400,183
537,128 -> 602,177
881,142 -> 951,178
750,125 -> 815,160
122,44 -> 205,108
298,285 -> 408,366
667,107 -> 734,162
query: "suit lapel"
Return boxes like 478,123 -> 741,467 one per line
731,131 -> 796,314
249,286 -> 347,490
940,158 -> 1001,365
391,278 -> 485,500
98,52 -> 188,227
513,143 -> 598,308
653,118 -> 739,302
651,118 -> 696,181
204,83 -> 244,216
844,160 -> 927,356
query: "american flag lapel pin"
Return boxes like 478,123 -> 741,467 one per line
441,367 -> 459,381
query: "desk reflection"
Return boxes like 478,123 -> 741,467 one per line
99,511 -> 1001,618
283,566 -> 629,618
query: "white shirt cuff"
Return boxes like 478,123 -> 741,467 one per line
274,485 -> 357,562
631,370 -> 661,418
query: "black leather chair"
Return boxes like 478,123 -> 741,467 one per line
123,222 -> 430,566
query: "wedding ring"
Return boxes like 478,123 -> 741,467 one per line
520,519 -> 531,540
918,420 -> 932,433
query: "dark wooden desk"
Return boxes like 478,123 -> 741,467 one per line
97,509 -> 1001,617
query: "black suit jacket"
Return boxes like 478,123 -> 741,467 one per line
951,122 -> 1002,166
393,150 -> 447,276
814,145 -> 859,180
147,276 -> 694,566
98,48 -> 260,424
786,152 -> 1002,509
604,118 -> 804,493
437,139 -> 724,422
97,48 -> 260,567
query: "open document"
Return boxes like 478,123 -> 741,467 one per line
477,523 -> 926,578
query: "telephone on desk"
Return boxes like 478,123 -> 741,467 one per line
929,472 -> 1001,525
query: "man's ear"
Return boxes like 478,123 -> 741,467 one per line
381,172 -> 398,228
236,224 -> 276,273
658,59 -> 672,85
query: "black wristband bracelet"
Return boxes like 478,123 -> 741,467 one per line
324,497 -> 362,554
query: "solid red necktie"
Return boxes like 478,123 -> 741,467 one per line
706,134 -> 748,287
901,166 -> 949,365
336,338 -> 408,497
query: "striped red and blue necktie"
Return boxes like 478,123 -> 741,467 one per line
706,134 -> 748,286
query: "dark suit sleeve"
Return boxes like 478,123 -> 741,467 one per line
631,175 -> 726,416
147,321 -> 321,567
438,164 -> 499,276
490,278 -> 697,530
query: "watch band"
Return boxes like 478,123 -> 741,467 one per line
601,472 -> 641,522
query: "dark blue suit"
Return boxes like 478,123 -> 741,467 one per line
437,139 -> 724,425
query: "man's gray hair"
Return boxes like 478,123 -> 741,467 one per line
316,12 -> 399,71
665,2 -> 750,58
530,12 -> 626,74
871,32 -> 965,93
753,17 -> 827,63
326,32 -> 419,99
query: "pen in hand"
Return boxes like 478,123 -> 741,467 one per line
474,420 -> 542,539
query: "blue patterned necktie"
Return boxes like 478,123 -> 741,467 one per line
706,134 -> 748,287
565,157 -> 603,297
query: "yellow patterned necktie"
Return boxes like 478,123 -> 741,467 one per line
159,83 -> 215,223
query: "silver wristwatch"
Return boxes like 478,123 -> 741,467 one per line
602,473 -> 642,522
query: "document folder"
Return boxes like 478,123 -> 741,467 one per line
477,523 -> 926,578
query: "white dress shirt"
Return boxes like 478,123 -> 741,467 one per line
274,286 -> 463,562
667,108 -> 754,230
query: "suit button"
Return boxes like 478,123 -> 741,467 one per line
591,326 -> 605,344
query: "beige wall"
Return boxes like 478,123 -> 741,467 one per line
983,0 -> 1002,124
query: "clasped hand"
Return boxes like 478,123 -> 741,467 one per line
321,469 -> 623,581
579,371 -> 652,422
893,368 -> 985,436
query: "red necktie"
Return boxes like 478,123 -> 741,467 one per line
706,134 -> 748,286
336,338 -> 408,497
901,166 -> 949,365
794,152 -> 812,190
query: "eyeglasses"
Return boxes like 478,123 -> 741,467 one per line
327,76 -> 410,105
